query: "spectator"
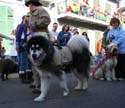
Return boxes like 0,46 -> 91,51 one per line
57,24 -> 71,46
71,3 -> 80,14
113,11 -> 119,18
82,32 -> 90,42
72,28 -> 79,36
0,47 -> 6,59
88,7 -> 96,18
66,5 -> 72,13
96,39 -> 102,64
107,17 -> 125,80
16,15 -> 31,84
80,0 -> 89,17
49,22 -> 59,42
9,30 -> 18,62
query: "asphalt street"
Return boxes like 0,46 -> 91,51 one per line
0,73 -> 125,108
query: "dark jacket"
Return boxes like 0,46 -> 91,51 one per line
16,23 -> 27,43
16,23 -> 28,52
57,31 -> 71,46
102,28 -> 110,49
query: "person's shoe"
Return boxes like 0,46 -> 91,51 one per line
19,74 -> 30,84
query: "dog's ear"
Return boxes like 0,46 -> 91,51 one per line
43,44 -> 54,64
26,36 -> 36,53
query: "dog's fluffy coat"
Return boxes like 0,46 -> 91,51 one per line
93,43 -> 118,81
26,35 -> 91,102
0,58 -> 19,81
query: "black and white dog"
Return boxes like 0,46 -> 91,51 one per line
26,35 -> 91,102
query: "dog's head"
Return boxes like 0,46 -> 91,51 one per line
26,35 -> 54,66
107,43 -> 118,56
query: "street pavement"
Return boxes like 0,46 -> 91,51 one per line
0,73 -> 125,108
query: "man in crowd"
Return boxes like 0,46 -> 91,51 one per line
16,15 -> 32,84
49,22 -> 59,42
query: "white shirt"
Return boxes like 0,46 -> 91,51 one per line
49,30 -> 59,41
9,35 -> 17,56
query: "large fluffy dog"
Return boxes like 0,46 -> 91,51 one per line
93,43 -> 118,81
26,35 -> 91,102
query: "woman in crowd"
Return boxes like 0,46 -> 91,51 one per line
107,17 -> 125,80
57,24 -> 71,46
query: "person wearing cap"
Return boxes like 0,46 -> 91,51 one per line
25,0 -> 51,93
25,0 -> 51,40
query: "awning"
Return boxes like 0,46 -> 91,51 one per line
57,13 -> 109,31
0,33 -> 13,40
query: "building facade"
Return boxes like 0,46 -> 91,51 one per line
0,0 -> 28,54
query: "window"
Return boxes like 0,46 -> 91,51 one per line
93,0 -> 99,7
105,4 -> 111,14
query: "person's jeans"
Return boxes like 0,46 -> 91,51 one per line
18,51 -> 28,73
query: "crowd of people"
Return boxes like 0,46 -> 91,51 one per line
65,0 -> 125,23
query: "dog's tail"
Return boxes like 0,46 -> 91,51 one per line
67,35 -> 91,78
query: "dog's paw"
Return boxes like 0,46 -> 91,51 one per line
63,90 -> 69,96
74,86 -> 83,90
112,77 -> 117,81
99,78 -> 105,81
74,83 -> 83,90
117,78 -> 123,81
106,78 -> 112,81
34,96 -> 45,102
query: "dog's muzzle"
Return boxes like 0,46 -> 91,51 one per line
32,54 -> 37,60
31,51 -> 46,62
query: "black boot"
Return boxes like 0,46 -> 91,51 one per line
19,73 -> 30,84
26,72 -> 33,82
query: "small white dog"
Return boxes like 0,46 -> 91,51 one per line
93,43 -> 118,81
